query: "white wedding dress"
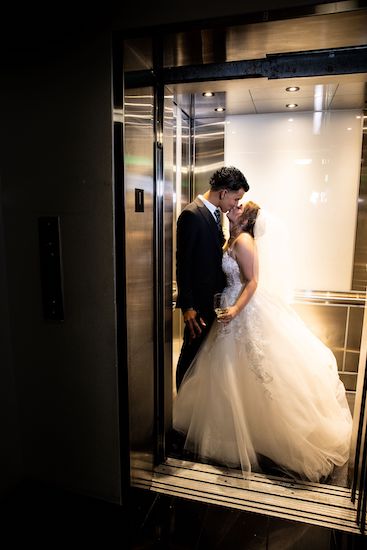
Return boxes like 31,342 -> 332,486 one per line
173,246 -> 353,483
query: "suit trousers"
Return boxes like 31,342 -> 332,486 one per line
176,311 -> 215,391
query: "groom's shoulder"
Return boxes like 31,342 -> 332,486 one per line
179,198 -> 201,216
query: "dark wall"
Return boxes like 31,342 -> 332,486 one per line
0,32 -> 120,502
0,178 -> 22,495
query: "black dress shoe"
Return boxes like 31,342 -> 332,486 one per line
167,429 -> 186,458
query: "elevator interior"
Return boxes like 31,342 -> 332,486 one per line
171,74 -> 366,405
117,1 -> 367,534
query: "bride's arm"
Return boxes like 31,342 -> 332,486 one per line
223,233 -> 258,322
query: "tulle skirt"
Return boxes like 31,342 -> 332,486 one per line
173,288 -> 353,483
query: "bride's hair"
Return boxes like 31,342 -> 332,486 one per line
239,201 -> 261,237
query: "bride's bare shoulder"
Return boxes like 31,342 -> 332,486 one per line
234,232 -> 254,248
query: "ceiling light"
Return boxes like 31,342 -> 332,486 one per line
286,86 -> 300,92
215,107 -> 225,112
286,103 -> 298,109
202,92 -> 215,97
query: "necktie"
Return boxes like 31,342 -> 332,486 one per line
214,208 -> 225,245
214,208 -> 221,229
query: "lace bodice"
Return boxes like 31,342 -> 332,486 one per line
222,251 -> 243,301
222,250 -> 242,286
220,251 -> 273,394
222,250 -> 250,314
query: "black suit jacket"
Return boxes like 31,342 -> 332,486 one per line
176,197 -> 226,318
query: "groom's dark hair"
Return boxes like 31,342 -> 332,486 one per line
210,166 -> 249,192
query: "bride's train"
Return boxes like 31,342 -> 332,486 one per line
173,253 -> 353,484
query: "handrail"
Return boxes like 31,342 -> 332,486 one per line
293,289 -> 366,306
173,288 -> 366,309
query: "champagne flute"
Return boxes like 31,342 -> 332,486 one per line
213,293 -> 230,334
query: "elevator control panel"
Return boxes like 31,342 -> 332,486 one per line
135,188 -> 144,212
38,216 -> 64,321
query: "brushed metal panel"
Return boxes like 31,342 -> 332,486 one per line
292,302 -> 348,349
124,37 -> 153,72
124,85 -> 155,452
163,9 -> 367,68
345,351 -> 360,373
352,129 -> 367,291
340,372 -> 358,392
225,11 -> 367,61
161,87 -> 175,444
347,306 -> 364,351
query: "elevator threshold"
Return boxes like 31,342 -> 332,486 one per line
132,454 -> 361,534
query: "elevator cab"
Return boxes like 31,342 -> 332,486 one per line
113,2 -> 367,534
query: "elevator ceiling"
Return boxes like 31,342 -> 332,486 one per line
172,73 -> 367,118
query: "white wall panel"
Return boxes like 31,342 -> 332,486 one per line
225,110 -> 363,291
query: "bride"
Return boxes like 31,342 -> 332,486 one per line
173,201 -> 353,483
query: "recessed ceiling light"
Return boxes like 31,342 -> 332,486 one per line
215,107 -> 225,112
286,86 -> 300,92
286,103 -> 298,109
203,92 -> 215,97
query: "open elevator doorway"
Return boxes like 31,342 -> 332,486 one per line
119,6 -> 367,533
167,71 -> 367,522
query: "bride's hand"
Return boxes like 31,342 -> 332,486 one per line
221,305 -> 240,324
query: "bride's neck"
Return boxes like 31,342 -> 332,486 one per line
229,223 -> 242,240
225,223 -> 243,250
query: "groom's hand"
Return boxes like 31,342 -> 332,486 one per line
183,309 -> 206,340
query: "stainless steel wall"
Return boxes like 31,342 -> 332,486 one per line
124,39 -> 176,475
293,297 -> 364,414
352,131 -> 367,292
162,89 -> 175,442
124,85 -> 155,468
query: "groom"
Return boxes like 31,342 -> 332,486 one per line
175,166 -> 249,390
